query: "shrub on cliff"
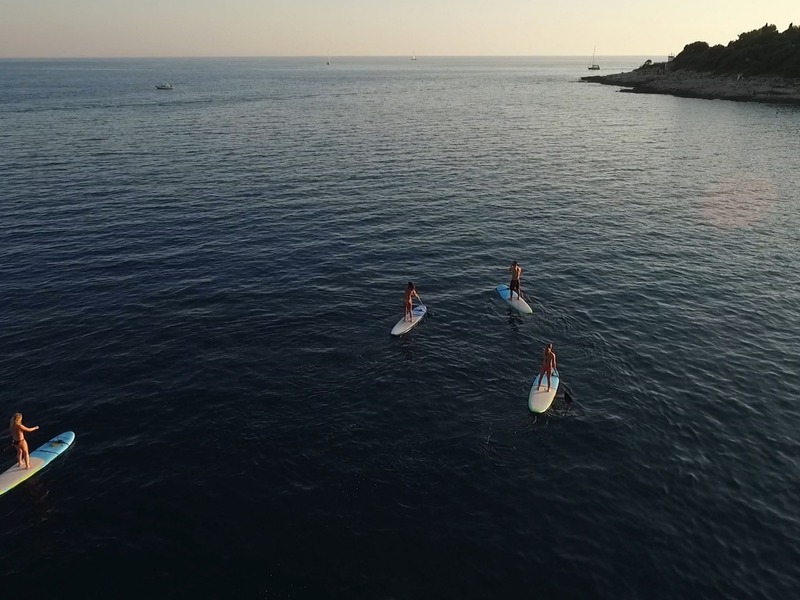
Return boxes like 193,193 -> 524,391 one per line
672,23 -> 800,78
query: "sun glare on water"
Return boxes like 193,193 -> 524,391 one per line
700,177 -> 777,229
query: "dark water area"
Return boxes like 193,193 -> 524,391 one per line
1,57 -> 799,598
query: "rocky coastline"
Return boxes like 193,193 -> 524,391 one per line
582,64 -> 800,105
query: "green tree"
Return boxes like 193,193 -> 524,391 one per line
670,24 -> 800,78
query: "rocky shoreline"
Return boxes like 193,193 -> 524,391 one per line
582,65 -> 800,104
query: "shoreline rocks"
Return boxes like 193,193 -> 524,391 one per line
582,66 -> 800,104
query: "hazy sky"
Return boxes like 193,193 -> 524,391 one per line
0,0 -> 796,58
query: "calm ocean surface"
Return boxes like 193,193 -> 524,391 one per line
1,56 -> 799,599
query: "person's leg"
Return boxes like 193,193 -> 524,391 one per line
21,440 -> 31,469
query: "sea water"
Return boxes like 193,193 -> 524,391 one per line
1,57 -> 799,598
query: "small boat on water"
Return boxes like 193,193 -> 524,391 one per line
155,82 -> 174,90
588,46 -> 600,70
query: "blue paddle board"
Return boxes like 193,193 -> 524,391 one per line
391,304 -> 427,336
496,284 -> 533,314
528,370 -> 560,413
0,431 -> 75,496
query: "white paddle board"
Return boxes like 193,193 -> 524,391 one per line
391,304 -> 427,336
496,284 -> 533,315
528,370 -> 560,413
0,431 -> 75,497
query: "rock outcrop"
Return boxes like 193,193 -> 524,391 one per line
582,64 -> 800,104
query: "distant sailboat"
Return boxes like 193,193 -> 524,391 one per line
326,53 -> 331,66
588,46 -> 600,70
411,51 -> 417,61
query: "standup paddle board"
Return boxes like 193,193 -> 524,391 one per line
496,284 -> 533,315
0,431 -> 75,497
391,304 -> 427,336
528,370 -> 560,413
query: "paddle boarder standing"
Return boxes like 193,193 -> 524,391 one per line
403,282 -> 421,322
9,413 -> 39,470
508,261 -> 522,301
536,344 -> 558,392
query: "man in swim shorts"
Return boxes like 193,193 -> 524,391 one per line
508,261 -> 522,301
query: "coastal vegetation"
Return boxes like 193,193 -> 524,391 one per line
671,24 -> 800,78
583,23 -> 800,104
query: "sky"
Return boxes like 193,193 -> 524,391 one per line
0,0 -> 797,58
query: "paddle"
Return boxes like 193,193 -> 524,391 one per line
499,284 -> 530,311
562,378 -> 574,411
510,284 -> 532,308
416,295 -> 429,316
404,299 -> 427,322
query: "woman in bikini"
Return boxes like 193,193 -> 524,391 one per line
9,412 -> 39,470
536,343 -> 557,392
403,282 -> 421,322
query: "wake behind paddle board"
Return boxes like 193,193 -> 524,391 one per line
0,431 -> 75,497
528,370 -> 560,413
496,284 -> 533,315
391,304 -> 427,336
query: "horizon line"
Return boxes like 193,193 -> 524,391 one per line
0,53 -> 671,61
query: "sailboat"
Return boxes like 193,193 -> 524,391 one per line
411,51 -> 417,61
588,46 -> 600,70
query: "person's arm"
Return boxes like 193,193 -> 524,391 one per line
20,424 -> 39,433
